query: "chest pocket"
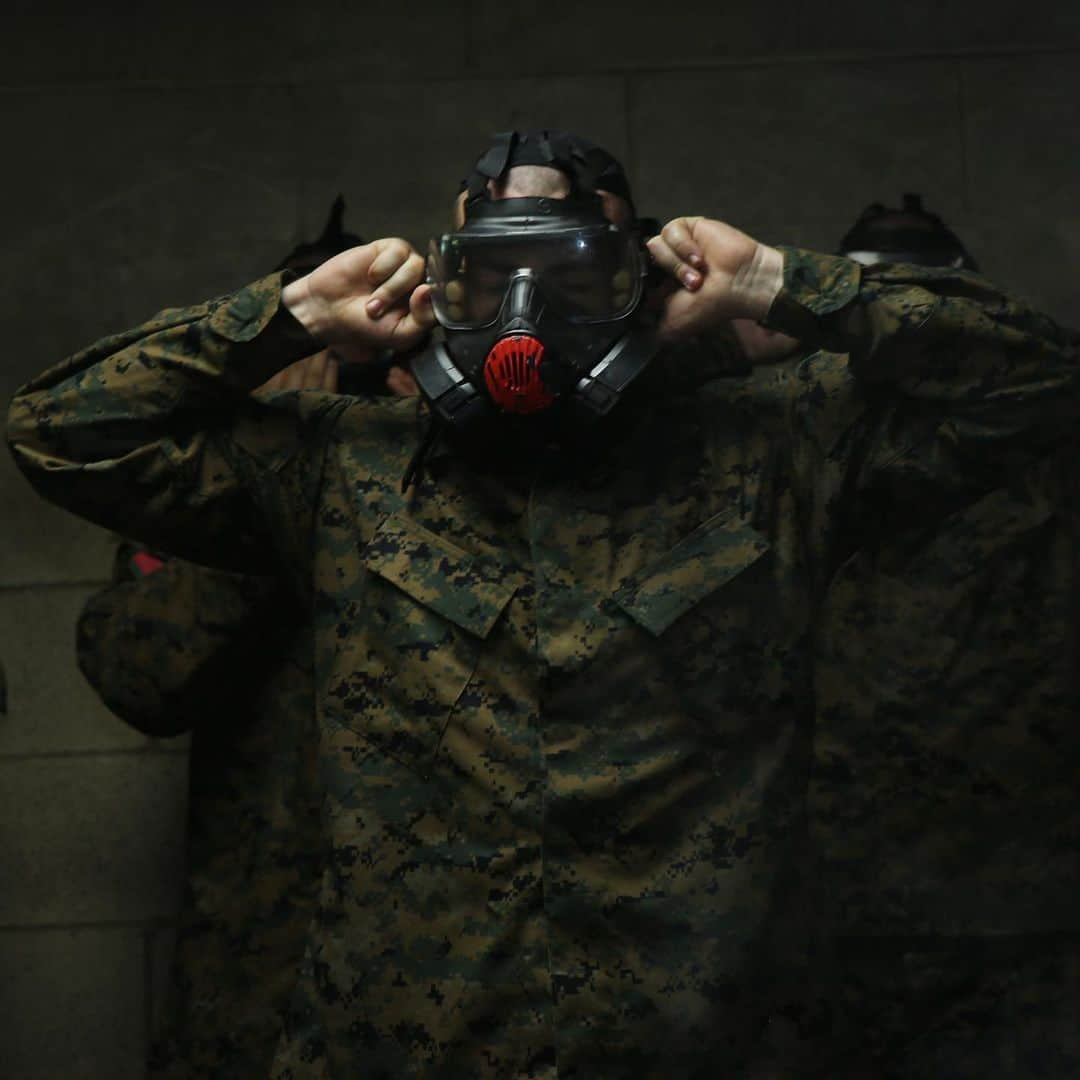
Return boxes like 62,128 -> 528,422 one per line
331,512 -> 516,773
613,507 -> 772,636
610,508 -> 798,723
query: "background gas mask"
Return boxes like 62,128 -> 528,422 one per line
838,192 -> 978,270
409,130 -> 657,435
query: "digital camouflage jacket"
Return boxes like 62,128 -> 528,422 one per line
76,545 -> 323,1078
805,345 -> 1080,1076
8,249 -> 1078,1078
724,325 -> 1080,1077
813,434 -> 1080,942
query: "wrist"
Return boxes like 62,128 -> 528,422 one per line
729,244 -> 784,321
281,276 -> 331,343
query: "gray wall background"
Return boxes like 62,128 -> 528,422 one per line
1,2 -> 1078,1076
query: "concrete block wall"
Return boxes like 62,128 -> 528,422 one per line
1,3 -> 1077,1075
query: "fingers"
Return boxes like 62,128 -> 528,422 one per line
660,217 -> 706,267
386,365 -> 419,397
302,350 -> 329,390
304,349 -> 340,392
647,217 -> 706,290
322,352 -> 339,393
329,343 -> 376,366
292,238 -> 433,344
257,369 -> 285,393
365,239 -> 425,318
648,236 -> 702,290
281,358 -> 307,391
255,352 -> 341,395
408,283 -> 436,330
643,275 -> 679,315
369,283 -> 437,353
366,238 -> 413,289
653,288 -> 702,346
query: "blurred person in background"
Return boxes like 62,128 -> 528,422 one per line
645,191 -> 1080,1076
815,195 -> 1080,1078
76,197 -> 412,1078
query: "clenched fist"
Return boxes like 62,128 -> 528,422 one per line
647,217 -> 784,343
282,238 -> 436,353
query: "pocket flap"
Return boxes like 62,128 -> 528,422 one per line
364,513 -> 516,638
613,509 -> 770,636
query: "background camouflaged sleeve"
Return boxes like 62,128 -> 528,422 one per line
763,258 -> 1080,1074
7,274 -> 343,582
765,251 -> 1080,589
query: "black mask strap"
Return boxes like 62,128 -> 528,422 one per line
462,129 -> 636,216
466,131 -> 519,200
401,410 -> 446,493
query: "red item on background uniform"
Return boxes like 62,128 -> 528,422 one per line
131,551 -> 166,577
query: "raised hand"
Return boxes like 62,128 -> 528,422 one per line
646,217 -> 783,343
282,238 -> 436,353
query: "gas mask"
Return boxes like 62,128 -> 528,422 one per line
409,130 -> 657,437
839,193 -> 978,271
412,196 -> 655,432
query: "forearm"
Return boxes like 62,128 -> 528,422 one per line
763,250 -> 1078,448
7,275 -> 325,570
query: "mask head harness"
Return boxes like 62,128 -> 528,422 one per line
410,130 -> 657,436
839,193 -> 978,270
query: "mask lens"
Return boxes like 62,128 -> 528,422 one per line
428,227 -> 642,329
428,236 -> 517,328
538,230 -> 640,321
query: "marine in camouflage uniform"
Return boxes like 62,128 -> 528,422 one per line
72,198 -> 390,1079
8,214 -> 1079,1076
76,542 -> 322,1078
741,313 -> 1080,1078
808,203 -> 1080,1077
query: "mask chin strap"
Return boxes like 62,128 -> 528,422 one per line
410,341 -> 494,428
572,323 -> 657,418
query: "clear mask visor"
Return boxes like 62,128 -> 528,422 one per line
428,225 -> 644,329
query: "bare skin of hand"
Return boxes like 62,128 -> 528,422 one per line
282,238 -> 436,353
386,364 -> 418,397
730,318 -> 800,365
646,217 -> 784,344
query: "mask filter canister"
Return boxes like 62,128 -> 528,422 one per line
482,334 -> 554,414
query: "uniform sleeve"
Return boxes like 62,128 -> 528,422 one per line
766,249 -> 1078,465
6,274 -> 342,576
763,250 -> 1080,569
76,545 -> 287,736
